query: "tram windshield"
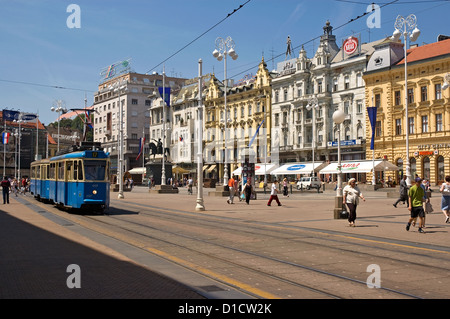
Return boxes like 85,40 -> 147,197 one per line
84,160 -> 107,181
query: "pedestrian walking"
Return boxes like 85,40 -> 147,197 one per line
406,177 -> 426,233
187,176 -> 193,195
343,178 -> 365,227
1,176 -> 11,204
11,178 -> 18,197
227,176 -> 237,204
282,178 -> 289,197
393,175 -> 409,208
267,180 -> 282,206
440,175 -> 450,223
243,179 -> 253,205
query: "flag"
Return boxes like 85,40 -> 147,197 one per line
2,132 -> 10,145
85,109 -> 93,128
158,87 -> 171,107
248,120 -> 264,147
136,137 -> 145,161
367,107 -> 377,150
2,110 -> 20,121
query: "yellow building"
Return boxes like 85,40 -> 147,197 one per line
363,38 -> 450,185
204,57 -> 273,182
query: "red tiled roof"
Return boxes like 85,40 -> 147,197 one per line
396,38 -> 450,65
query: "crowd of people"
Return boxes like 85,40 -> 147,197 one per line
1,176 -> 30,204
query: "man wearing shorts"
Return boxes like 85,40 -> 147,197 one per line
406,177 -> 425,233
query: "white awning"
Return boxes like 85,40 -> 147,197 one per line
271,162 -> 327,175
232,163 -> 278,176
127,167 -> 146,174
319,160 -> 399,174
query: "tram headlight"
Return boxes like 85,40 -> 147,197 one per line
93,190 -> 97,195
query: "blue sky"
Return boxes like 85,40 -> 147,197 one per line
1,0 -> 449,125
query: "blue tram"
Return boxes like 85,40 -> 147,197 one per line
30,147 -> 110,213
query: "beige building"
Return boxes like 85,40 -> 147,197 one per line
203,58 -> 273,182
363,38 -> 450,185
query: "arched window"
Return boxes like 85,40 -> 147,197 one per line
410,158 -> 416,179
423,157 -> 430,180
437,156 -> 445,182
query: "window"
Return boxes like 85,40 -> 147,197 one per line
317,80 -> 323,93
344,101 -> 350,115
344,76 -> 350,89
333,78 -> 338,92
132,99 -> 138,105
408,117 -> 415,134
84,160 -> 107,181
395,91 -> 401,106
422,115 -> 428,133
275,91 -> 279,103
356,73 -> 363,87
375,121 -> 382,137
241,107 -> 244,118
345,127 -> 350,140
375,94 -> 381,108
407,88 -> 414,104
284,89 -> 288,101
274,114 -> 279,126
435,83 -> 442,100
436,113 -> 443,132
356,100 -> 363,114
395,119 -> 402,135
421,86 -> 428,102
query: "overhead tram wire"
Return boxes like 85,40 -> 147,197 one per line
0,78 -> 94,93
144,0 -> 252,75
230,0 -> 400,79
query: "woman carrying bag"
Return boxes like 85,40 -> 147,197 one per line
440,175 -> 450,223
343,178 -> 366,227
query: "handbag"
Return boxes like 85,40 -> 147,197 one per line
425,201 -> 434,213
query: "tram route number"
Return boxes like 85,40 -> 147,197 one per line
178,303 -> 271,316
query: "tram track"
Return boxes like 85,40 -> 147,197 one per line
18,195 -> 433,299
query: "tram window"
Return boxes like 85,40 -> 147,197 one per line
84,160 -> 106,181
74,161 -> 78,181
66,161 -> 73,180
78,160 -> 83,180
58,162 -> 64,181
37,166 -> 40,179
50,163 -> 56,180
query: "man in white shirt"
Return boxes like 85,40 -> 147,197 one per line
267,180 -> 282,206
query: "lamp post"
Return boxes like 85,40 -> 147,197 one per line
109,79 -> 127,199
50,100 -> 67,153
333,109 -> 346,219
196,59 -> 205,211
391,14 -> 420,187
213,36 -> 238,185
306,97 -> 319,176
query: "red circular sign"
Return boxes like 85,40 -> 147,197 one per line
343,37 -> 358,55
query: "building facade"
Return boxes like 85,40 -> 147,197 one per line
93,72 -> 186,174
363,38 -> 450,185
203,58 -> 273,182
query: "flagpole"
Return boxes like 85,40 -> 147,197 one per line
142,127 -> 145,183
161,65 -> 166,186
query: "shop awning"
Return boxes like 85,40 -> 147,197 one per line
271,162 -> 328,175
207,164 -> 217,173
172,165 -> 189,174
127,167 -> 146,175
231,163 -> 278,176
319,160 -> 399,174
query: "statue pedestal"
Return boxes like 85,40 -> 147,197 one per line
149,184 -> 179,194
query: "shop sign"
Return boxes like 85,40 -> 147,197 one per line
343,36 -> 358,55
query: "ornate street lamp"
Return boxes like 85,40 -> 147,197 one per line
391,14 -> 420,186
333,109 -> 346,219
212,36 -> 238,185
